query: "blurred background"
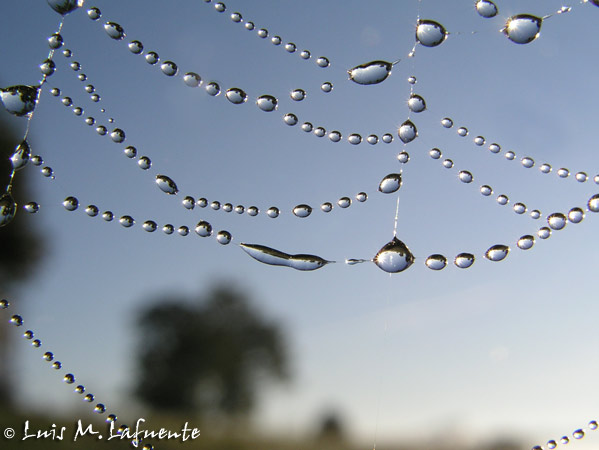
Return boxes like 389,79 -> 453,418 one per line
1,1 -> 599,449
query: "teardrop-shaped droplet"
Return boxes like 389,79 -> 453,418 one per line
502,14 -> 542,44
256,95 -> 278,112
517,235 -> 535,250
128,40 -> 144,54
425,254 -> 447,270
547,212 -> 567,230
454,253 -> 475,268
568,207 -> 585,223
290,89 -> 306,101
240,243 -> 330,271
216,230 -> 232,245
155,175 -> 178,195
62,196 -> 78,211
485,244 -> 509,261
47,0 -> 83,15
458,171 -> 473,183
104,22 -> 125,40
183,72 -> 201,87
266,207 -> 280,218
225,87 -> 247,104
348,60 -> 393,85
293,204 -> 312,218
11,140 -> 31,170
160,61 -> 178,76
142,220 -> 157,232
416,19 -> 448,47
475,0 -> 498,18
408,94 -> 426,112
374,236 -> 414,273
0,193 -> 17,227
378,173 -> 402,194
0,85 -> 39,116
321,202 -> 333,212
398,120 -> 417,143
195,221 -> 212,237
348,133 -> 362,145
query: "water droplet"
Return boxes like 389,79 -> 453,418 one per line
285,43 -> 296,53
378,173 -> 402,194
475,0 -> 498,18
23,330 -> 33,339
443,159 -> 454,169
61,97 -> 73,107
226,87 -> 248,104
195,221 -> 212,237
123,146 -> 137,158
11,140 -> 31,170
142,221 -> 157,232
0,193 -> 17,227
110,128 -> 125,143
271,36 -> 281,45
224,203 -> 233,212
301,122 -> 313,132
568,207 -> 585,223
547,440 -> 557,449
0,299 -> 8,310
557,168 -> 570,178
64,373 -> 75,384
234,205 -> 244,214
397,152 -> 410,164
180,196 -> 195,210
43,352 -> 54,361
316,57 -> 330,68
321,82 -> 333,92
457,127 -> 468,137
348,60 -> 393,85
138,156 -> 151,170
416,19 -> 448,47
408,94 -> 426,112
267,207 -> 280,218
328,131 -> 342,142
47,0 -> 83,15
96,125 -> 107,135
40,59 -> 56,76
474,136 -> 485,146
284,113 -> 298,126
538,227 -> 551,239
216,230 -> 232,245
126,40 -> 144,55
300,50 -> 311,59
290,89 -> 306,101
454,253 -> 475,268
85,205 -> 98,217
214,2 -> 225,12
502,14 -> 542,44
24,202 -> 39,214
485,244 -> 509,261
230,12 -> 242,22
560,436 -> 570,444
104,22 -> 125,40
257,28 -> 268,38
245,21 -> 255,30
429,148 -> 442,159
145,51 -> 159,65
293,204 -> 312,218
588,194 -> 599,212
240,243 -> 330,271
162,224 -> 174,234
367,135 -> 379,145
256,95 -> 278,112
95,404 -> 106,414
458,171 -> 473,183
488,143 -> 501,153
106,414 -> 117,423
62,196 -> 78,211
425,254 -> 447,270
441,117 -> 453,128
10,315 -> 23,326
85,117 -> 95,126
249,207 -> 260,217
73,107 -> 83,116
407,76 -> 417,85
83,393 -> 94,402
374,237 -> 414,273
119,216 -> 134,228
321,202 -> 333,212
314,127 -> 326,137
547,212 -> 567,230
0,85 -> 39,116
478,185 -> 493,196
102,211 -> 114,222
203,81 -> 219,96
337,197 -> 351,208
356,192 -> 368,202
573,429 -> 584,440
211,201 -> 221,210
574,171 -> 587,183
513,202 -> 527,214
398,120 -> 417,143
530,210 -> 541,219
87,6 -> 101,19
41,166 -> 54,178
348,133 -> 362,145
496,194 -> 509,205
160,61 -> 178,77
589,420 -> 598,430
177,226 -> 189,236
62,48 -> 72,57
521,157 -> 534,168
540,163 -> 552,173
517,235 -> 535,250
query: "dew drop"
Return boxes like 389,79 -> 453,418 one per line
425,254 -> 447,270
162,224 -> 174,234
513,202 -> 527,214
474,136 -> 485,146
211,201 -> 221,210
321,202 -> 333,212
96,125 -> 107,135
443,159 -> 454,169
538,227 -> 551,239
521,157 -> 535,168
214,2 -> 225,12
540,163 -> 552,173
505,151 -> 516,160
11,140 -> 31,170
547,440 -> 557,449
182,196 -> 195,210
257,28 -> 268,38
441,117 -> 453,128
23,330 -> 33,339
127,40 -> 144,54
234,205 -> 244,213
216,230 -> 232,245
321,82 -> 333,92
256,95 -> 278,112
485,244 -> 509,261
0,85 -> 39,116
145,52 -> 159,65
0,193 -> 17,227
83,393 -> 94,402
328,131 -> 342,142
267,207 -> 280,218
290,89 -> 306,101
407,76 -> 417,84
575,172 -> 588,182
398,120 -> 417,143
378,173 -> 402,194
196,198 -> 208,208
300,50 -> 311,59
589,420 -> 598,430
517,235 -> 535,250
397,152 -> 409,164
476,0 -> 499,18
0,299 -> 8,309
47,0 -> 83,15
142,220 -> 157,232
458,171 -> 473,183
183,72 -> 201,88
247,206 -> 259,216
284,113 -> 298,126
85,205 -> 98,217
301,122 -> 313,132
138,156 -> 151,170
110,128 -> 125,143
119,216 -> 134,228
348,60 -> 393,85
230,12 -> 242,22
502,14 -> 542,44
62,49 -> 71,57
62,196 -> 78,211
367,135 -> 379,145
314,126 -> 326,137
240,243 -> 330,271
40,59 -> 56,77
530,210 -> 541,219
285,43 -> 296,53
337,197 -> 351,208
73,107 -> 83,116
95,404 -> 106,414
348,133 -> 362,145
41,166 -> 54,178
123,146 -> 137,158
195,221 -> 212,237
316,57 -> 330,68
557,168 -> 570,178
31,339 -> 41,348
271,36 -> 281,45
457,127 -> 468,137
356,192 -> 368,202
43,352 -> 54,361
160,61 -> 178,77
408,94 -> 426,112
177,226 -> 189,236
62,97 -> 73,107
416,19 -> 448,47
10,315 -> 23,326
245,21 -> 254,30
454,253 -> 475,269
205,82 -> 220,96
64,374 -> 75,384
226,87 -> 248,104
547,212 -> 567,230
568,207 -> 585,223
429,148 -> 442,159
488,143 -> 501,153
374,237 -> 414,273
573,429 -> 584,440
293,204 -> 312,218
24,202 -> 39,213
496,194 -> 508,205
560,436 -> 570,444
104,22 -> 125,40
87,6 -> 101,20
85,117 -> 95,126
102,211 -> 114,222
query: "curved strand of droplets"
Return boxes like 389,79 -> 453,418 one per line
532,419 -> 598,450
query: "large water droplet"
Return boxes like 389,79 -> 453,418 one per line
0,193 -> 17,227
321,82 -> 333,92
195,221 -> 212,237
85,205 -> 98,217
247,206 -> 259,216
454,253 -> 475,268
378,173 -> 402,194
256,95 -> 278,112
161,61 -> 178,76
40,59 -> 56,76
502,14 -> 542,44
205,82 -> 220,96
458,171 -> 473,183
0,85 -> 39,116
588,194 -> 599,212
485,244 -> 509,261
138,156 -> 151,170
425,254 -> 447,270
328,131 -> 341,142
475,0 -> 498,18
104,22 -> 125,40
557,168 -> 570,178
429,148 -> 442,159
347,60 -> 393,85
547,212 -> 567,230
293,204 -> 312,218
398,120 -> 417,143
575,172 -> 588,183
416,19 -> 448,47
226,88 -> 248,104
568,207 -> 585,223
408,94 -> 426,113
513,203 -> 527,214
517,235 -> 535,250
240,243 -> 330,271
110,128 -> 125,143
11,140 -> 31,170
47,0 -> 83,15
266,207 -> 280,218
290,89 -> 306,101
62,196 -> 78,211
374,237 -> 414,273
155,175 -> 178,195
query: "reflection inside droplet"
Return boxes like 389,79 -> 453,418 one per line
240,243 -> 330,271
415,19 -> 448,47
348,60 -> 393,85
373,237 -> 414,273
502,14 -> 542,44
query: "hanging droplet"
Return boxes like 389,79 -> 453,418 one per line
95,404 -> 106,414
575,172 -> 588,183
513,203 -> 527,214
314,127 -> 326,137
429,148 -> 442,159
502,14 -> 542,44
284,113 -> 298,126
328,131 -> 342,142
589,420 -> 598,430
183,72 -> 201,88
216,230 -> 232,245
485,244 -> 509,261
560,436 -> 570,445
458,171 -> 473,183
62,196 -> 78,211
367,135 -> 378,145
128,40 -> 144,54
568,207 -> 585,223
23,330 -> 33,339
557,168 -> 570,178
425,254 -> 447,270
10,315 -> 23,326
0,193 -> 17,227
441,117 -> 453,128
256,95 -> 278,112
40,60 -> 56,78
321,202 -> 333,212
83,393 -> 94,402
300,50 -> 311,59
301,122 -> 313,132
397,152 -> 410,164
43,352 -> 54,361
225,88 -> 248,104
316,57 -> 330,68
123,146 -> 137,158
538,227 -> 551,239
290,89 -> 306,101
87,7 -> 101,20
210,201 -> 221,210
85,205 -> 98,217
479,185 -> 492,196
321,82 -> 333,92
85,117 -> 95,126
415,19 -> 448,47
257,28 -> 268,38
588,194 -> 599,212
195,221 -> 212,237
245,21 -> 255,30
540,163 -> 552,173
47,0 -> 83,15
104,22 -> 125,40
517,235 -> 535,250
214,2 -> 226,12
119,216 -> 134,228
64,374 -> 75,384
293,204 -> 312,218
348,133 -> 362,145
573,429 -> 584,440
496,194 -> 509,205
398,120 -> 417,143
10,140 -> 31,170
378,173 -> 402,194
488,143 -> 501,154
547,212 -> 567,230
454,253 -> 475,269
247,206 -> 259,216
285,42 -> 296,53
240,243 -> 330,271
474,136 -> 485,146
505,151 -> 516,160
373,237 -> 414,273
230,11 -> 242,22
110,128 -> 125,143
102,211 -> 114,222
162,224 -> 174,234
408,94 -> 426,113
41,166 -> 54,178
457,127 -> 468,137
475,0 -> 499,18
337,197 -> 351,208
442,159 -> 454,169
145,51 -> 160,65
266,207 -> 280,218
530,210 -> 541,219
24,202 -> 39,213
138,156 -> 151,170
0,85 -> 39,116
160,61 -> 178,77
181,196 -> 195,210
356,192 -> 367,202
177,226 -> 189,236
95,125 -> 107,135
142,221 -> 157,232
347,60 -> 393,85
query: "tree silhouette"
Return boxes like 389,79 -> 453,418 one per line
135,285 -> 289,416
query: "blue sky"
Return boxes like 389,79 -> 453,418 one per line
2,0 -> 599,448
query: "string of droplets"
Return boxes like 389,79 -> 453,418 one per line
532,420 -> 598,450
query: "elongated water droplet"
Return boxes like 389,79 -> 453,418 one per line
374,237 -> 414,273
416,19 -> 447,47
425,254 -> 447,270
183,72 -> 201,88
485,244 -> 509,261
502,14 -> 542,44
0,193 -> 17,227
240,243 -> 330,271
568,207 -> 585,223
316,57 -> 330,68
47,0 -> 83,15
314,127 -> 326,137
266,207 -> 280,218
458,171 -> 473,183
256,95 -> 278,112
11,140 -> 31,170
24,202 -> 39,213
104,22 -> 125,40
0,85 -> 39,116
348,60 -> 393,85
408,94 -> 426,112
488,143 -> 500,153
195,221 -> 212,237
293,204 -> 312,218
321,202 -> 333,212
290,89 -> 306,101
517,235 -> 535,250
143,220 -> 157,232
475,0 -> 498,18
62,196 -> 78,211
321,82 -> 333,92
226,87 -> 247,104
216,230 -> 232,245
155,175 -> 178,195
160,61 -> 178,76
378,173 -> 402,194
441,117 -> 453,128
398,120 -> 417,143
540,163 -> 552,173
454,253 -> 475,268
547,212 -> 567,230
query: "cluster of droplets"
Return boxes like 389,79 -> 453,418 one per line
532,420 -> 598,450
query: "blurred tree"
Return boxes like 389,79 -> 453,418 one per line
135,285 -> 289,416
